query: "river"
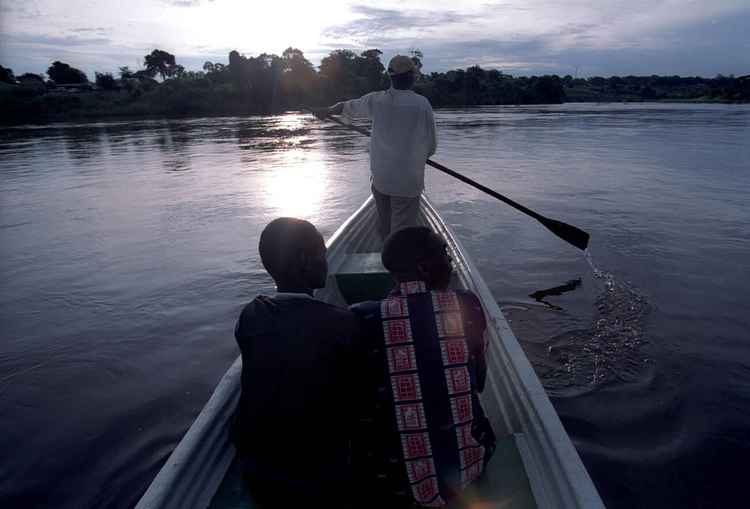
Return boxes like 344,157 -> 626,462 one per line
1,103 -> 749,508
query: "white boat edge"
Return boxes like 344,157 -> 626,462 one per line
135,195 -> 605,509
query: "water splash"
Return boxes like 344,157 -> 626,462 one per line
544,249 -> 651,394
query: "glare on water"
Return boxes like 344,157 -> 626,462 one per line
1,104 -> 749,509
261,148 -> 329,219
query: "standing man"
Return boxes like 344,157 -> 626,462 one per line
314,55 -> 437,238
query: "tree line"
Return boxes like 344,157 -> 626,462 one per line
1,48 -> 748,123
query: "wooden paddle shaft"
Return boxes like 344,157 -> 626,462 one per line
315,111 -> 590,250
320,114 -> 546,222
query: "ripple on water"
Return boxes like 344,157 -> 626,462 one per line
542,251 -> 651,396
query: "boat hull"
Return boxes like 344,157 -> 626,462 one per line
136,195 -> 604,509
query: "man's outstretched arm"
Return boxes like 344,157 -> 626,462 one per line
311,102 -> 344,119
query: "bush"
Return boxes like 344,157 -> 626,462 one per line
95,72 -> 117,90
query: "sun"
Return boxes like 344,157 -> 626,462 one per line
179,0 -> 351,57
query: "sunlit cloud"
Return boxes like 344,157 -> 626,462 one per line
0,0 -> 748,78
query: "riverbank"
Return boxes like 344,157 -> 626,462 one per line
1,95 -> 747,127
2,71 -> 747,126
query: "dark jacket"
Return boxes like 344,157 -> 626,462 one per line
231,294 -> 357,505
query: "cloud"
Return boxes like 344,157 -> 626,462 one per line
161,0 -> 216,6
70,27 -> 108,34
6,33 -> 112,48
315,1 -> 750,76
323,4 -> 472,44
1,0 -> 748,78
162,0 -> 201,6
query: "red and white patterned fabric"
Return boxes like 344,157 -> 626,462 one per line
439,339 -> 469,365
396,403 -> 427,431
381,284 -> 486,507
455,423 -> 479,449
435,311 -> 465,338
387,344 -> 418,373
391,373 -> 423,402
445,366 -> 471,395
459,445 -> 484,469
431,290 -> 486,492
382,291 -> 442,505
381,296 -> 409,318
400,281 -> 427,295
459,459 -> 484,486
412,477 -> 443,506
449,393 -> 473,424
401,432 -> 433,459
383,319 -> 413,345
406,457 -> 437,483
431,291 -> 460,312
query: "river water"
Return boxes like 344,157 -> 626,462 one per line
1,104 -> 749,508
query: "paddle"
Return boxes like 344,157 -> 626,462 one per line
309,110 -> 590,251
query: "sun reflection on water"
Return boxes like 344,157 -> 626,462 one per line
262,147 -> 328,220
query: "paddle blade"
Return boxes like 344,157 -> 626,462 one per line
539,216 -> 590,251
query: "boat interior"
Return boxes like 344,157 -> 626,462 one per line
208,198 -> 538,508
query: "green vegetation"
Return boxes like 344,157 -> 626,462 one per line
1,48 -> 748,124
561,74 -> 750,103
47,61 -> 88,84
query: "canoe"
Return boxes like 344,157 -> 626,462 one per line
135,195 -> 605,509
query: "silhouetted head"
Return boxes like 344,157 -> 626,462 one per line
381,226 -> 453,290
259,217 -> 327,294
388,55 -> 417,90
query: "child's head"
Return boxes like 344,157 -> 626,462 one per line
382,226 -> 453,289
259,217 -> 327,291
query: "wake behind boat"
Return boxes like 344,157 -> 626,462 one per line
135,195 -> 604,509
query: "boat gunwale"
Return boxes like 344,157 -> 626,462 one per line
135,195 -> 604,509
420,196 -> 604,508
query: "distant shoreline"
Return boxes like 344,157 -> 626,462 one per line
3,48 -> 748,126
2,99 -> 748,127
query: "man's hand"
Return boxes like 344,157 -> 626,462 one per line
310,107 -> 330,120
310,103 -> 344,120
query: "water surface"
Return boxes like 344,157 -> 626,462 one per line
1,103 -> 749,508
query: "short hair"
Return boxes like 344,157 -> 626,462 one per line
259,217 -> 320,281
381,226 -> 442,274
391,71 -> 415,90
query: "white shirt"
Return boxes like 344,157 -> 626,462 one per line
343,88 -> 437,198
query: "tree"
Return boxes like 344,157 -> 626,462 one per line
533,75 -> 565,103
228,50 -> 252,93
641,85 -> 656,100
319,49 -> 360,101
95,72 -> 117,90
18,73 -> 44,83
358,49 -> 386,92
465,65 -> 486,104
144,49 -> 181,80
409,49 -> 424,73
47,61 -> 88,84
0,65 -> 15,84
280,47 -> 317,107
119,66 -> 133,79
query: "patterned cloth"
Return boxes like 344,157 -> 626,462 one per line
351,281 -> 495,507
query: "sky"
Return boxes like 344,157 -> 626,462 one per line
1,0 -> 749,79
